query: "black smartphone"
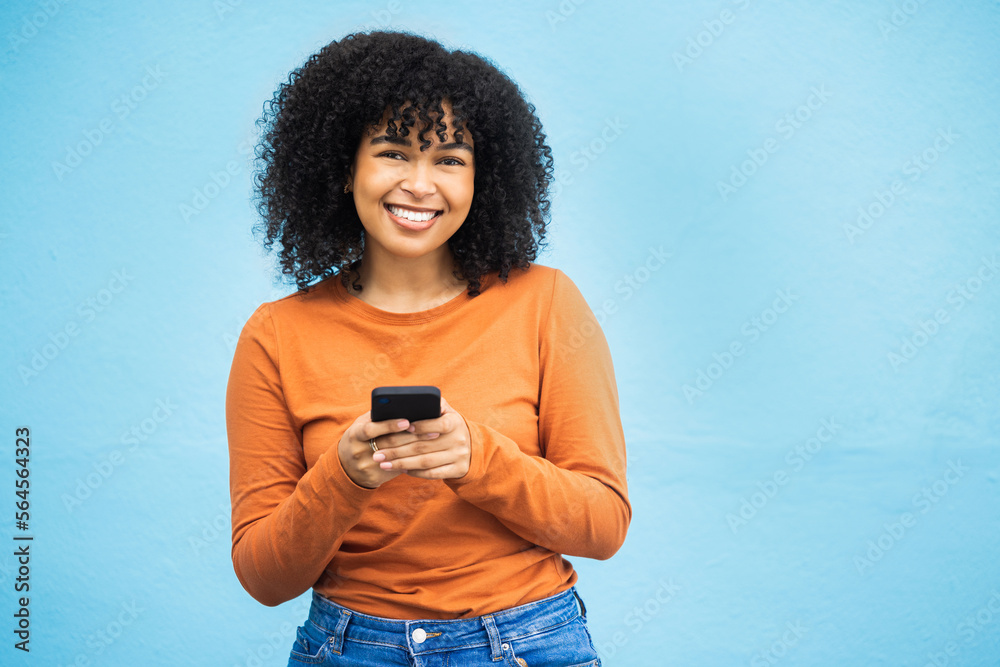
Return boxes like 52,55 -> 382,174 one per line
371,386 -> 441,423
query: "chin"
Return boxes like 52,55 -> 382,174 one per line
386,242 -> 446,260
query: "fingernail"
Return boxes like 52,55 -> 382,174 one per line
372,452 -> 385,462
379,461 -> 393,470
426,433 -> 439,439
407,425 -> 416,433
397,420 -> 409,429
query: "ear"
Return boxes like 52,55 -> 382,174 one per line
344,161 -> 355,194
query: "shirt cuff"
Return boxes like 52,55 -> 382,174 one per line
324,441 -> 380,501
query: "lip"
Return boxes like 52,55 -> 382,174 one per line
384,203 -> 442,231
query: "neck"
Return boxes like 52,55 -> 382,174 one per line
351,245 -> 467,312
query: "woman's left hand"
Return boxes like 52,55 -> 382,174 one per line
371,396 -> 471,480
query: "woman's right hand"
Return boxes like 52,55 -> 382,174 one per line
337,411 -> 413,489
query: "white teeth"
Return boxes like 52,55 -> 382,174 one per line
388,205 -> 438,222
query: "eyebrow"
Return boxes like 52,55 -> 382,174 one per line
369,135 -> 473,153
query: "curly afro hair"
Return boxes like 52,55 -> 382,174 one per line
252,30 -> 554,297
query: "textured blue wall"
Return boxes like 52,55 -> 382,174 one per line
1,1 -> 998,665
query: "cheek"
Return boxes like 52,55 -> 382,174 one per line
457,176 -> 475,210
356,182 -> 389,211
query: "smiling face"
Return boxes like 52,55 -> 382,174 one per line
348,103 -> 475,266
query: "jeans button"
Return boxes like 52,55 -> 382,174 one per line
412,628 -> 427,643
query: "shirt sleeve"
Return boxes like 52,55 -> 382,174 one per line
445,269 -> 631,559
226,303 -> 376,606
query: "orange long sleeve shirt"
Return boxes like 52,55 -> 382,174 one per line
226,263 -> 630,619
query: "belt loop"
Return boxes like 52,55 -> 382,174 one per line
572,588 -> 588,619
481,614 -> 504,661
329,608 -> 351,655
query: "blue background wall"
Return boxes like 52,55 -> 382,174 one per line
2,1 -> 998,665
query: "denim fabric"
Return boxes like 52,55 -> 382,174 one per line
287,587 -> 602,666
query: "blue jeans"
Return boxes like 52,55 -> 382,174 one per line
287,587 -> 602,666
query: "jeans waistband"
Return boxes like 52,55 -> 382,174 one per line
307,587 -> 584,658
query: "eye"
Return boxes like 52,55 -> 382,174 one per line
439,157 -> 466,167
377,150 -> 406,160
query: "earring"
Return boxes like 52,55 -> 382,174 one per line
344,182 -> 351,194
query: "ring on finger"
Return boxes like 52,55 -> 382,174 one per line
369,438 -> 379,453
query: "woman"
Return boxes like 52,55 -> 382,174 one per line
226,30 -> 630,666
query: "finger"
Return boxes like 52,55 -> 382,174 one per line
370,430 -> 439,453
407,411 -> 451,436
360,418 -> 411,442
404,463 -> 466,480
374,437 -> 450,462
379,448 -> 457,472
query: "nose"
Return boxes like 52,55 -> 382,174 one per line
400,155 -> 435,198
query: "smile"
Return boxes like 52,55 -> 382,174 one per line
386,204 -> 442,222
385,204 -> 443,231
